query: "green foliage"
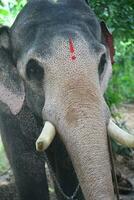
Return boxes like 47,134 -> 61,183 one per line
0,138 -> 9,174
0,0 -> 26,26
111,139 -> 133,157
89,0 -> 134,39
106,39 -> 134,106
88,0 -> 134,106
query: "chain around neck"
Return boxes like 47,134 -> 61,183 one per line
44,153 -> 80,200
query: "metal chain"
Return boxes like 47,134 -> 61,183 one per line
44,153 -> 80,200
107,135 -> 120,200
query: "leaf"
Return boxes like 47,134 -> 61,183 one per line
0,8 -> 9,16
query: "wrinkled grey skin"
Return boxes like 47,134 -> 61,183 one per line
0,0 -> 114,199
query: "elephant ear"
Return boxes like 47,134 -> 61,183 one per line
0,27 -> 25,115
100,21 -> 115,93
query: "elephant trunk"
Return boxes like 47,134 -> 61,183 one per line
43,86 -> 114,199
60,109 -> 114,199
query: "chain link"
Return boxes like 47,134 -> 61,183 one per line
44,153 -> 80,200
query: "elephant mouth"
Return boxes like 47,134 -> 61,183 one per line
36,118 -> 134,152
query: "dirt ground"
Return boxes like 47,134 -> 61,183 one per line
0,103 -> 134,200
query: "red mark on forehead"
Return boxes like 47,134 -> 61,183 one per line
69,37 -> 76,61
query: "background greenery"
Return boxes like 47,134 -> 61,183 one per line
0,138 -> 9,174
89,0 -> 134,106
0,0 -> 133,171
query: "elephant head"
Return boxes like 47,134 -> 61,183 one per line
0,0 -> 133,199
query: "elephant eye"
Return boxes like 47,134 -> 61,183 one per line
26,59 -> 44,81
98,53 -> 106,75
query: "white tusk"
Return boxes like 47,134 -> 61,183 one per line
108,118 -> 134,148
36,121 -> 56,152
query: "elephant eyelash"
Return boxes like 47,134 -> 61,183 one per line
26,59 -> 44,81
98,53 -> 106,75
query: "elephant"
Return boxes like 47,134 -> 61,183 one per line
0,0 -> 133,200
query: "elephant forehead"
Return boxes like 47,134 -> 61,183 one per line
43,35 -> 102,101
42,33 -> 99,75
11,0 -> 101,57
